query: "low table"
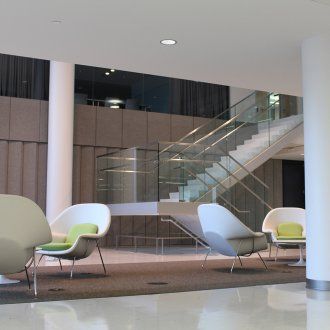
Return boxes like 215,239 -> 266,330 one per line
274,239 -> 306,267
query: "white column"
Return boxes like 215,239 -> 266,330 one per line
302,35 -> 330,290
46,61 -> 75,222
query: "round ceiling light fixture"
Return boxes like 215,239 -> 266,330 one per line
51,19 -> 62,24
110,69 -> 115,72
160,39 -> 177,46
105,71 -> 110,76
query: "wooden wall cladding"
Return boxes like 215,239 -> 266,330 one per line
0,96 -> 284,247
0,140 -> 48,210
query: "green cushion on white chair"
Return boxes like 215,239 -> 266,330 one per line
39,242 -> 73,251
38,223 -> 98,251
276,222 -> 304,239
65,223 -> 98,244
276,236 -> 305,240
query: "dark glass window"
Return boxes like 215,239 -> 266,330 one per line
75,65 -> 230,119
0,53 -> 49,100
0,53 -> 230,118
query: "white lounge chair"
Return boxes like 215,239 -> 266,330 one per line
37,203 -> 111,278
262,207 -> 306,265
198,204 -> 268,272
0,194 -> 52,295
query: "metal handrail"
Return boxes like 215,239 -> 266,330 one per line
195,116 -> 304,208
166,92 -> 274,160
159,91 -> 257,154
182,167 -> 249,214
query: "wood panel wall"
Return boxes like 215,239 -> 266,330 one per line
0,95 -> 284,247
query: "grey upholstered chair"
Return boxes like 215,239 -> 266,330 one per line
0,194 -> 52,295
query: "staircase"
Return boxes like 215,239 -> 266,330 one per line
178,113 -> 303,202
96,91 -> 303,234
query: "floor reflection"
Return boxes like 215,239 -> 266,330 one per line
0,282 -> 330,329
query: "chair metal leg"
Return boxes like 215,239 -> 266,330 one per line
96,242 -> 106,275
33,249 -> 37,296
257,252 -> 269,270
275,246 -> 279,262
238,256 -> 243,267
24,266 -> 31,290
202,248 -> 211,269
58,258 -> 62,271
231,255 -> 238,273
231,240 -> 243,273
70,257 -> 76,279
36,254 -> 44,268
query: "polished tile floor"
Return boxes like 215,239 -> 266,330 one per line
1,247 -> 309,329
0,282 -> 329,330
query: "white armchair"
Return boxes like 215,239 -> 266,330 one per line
37,203 -> 111,278
0,194 -> 52,295
198,204 -> 268,272
262,207 -> 306,262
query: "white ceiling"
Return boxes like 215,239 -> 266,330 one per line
1,0 -> 330,96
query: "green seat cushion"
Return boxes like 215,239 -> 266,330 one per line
39,242 -> 73,251
65,223 -> 98,244
276,236 -> 305,240
276,222 -> 304,239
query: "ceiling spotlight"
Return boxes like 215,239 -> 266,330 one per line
110,69 -> 115,72
110,105 -> 120,109
105,71 -> 110,76
160,39 -> 177,46
51,19 -> 62,24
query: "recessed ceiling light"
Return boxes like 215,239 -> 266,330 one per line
110,69 -> 115,72
51,19 -> 62,24
160,39 -> 177,46
105,71 -> 110,76
110,105 -> 120,109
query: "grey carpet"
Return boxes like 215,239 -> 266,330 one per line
0,257 -> 306,304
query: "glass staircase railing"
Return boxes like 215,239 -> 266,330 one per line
96,91 -> 303,229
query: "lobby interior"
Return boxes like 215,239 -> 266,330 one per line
1,1 -> 330,329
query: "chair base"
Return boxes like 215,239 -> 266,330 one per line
288,245 -> 306,267
0,275 -> 20,285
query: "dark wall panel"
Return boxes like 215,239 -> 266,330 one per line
170,114 -> 194,141
122,110 -> 147,148
10,98 -> 40,141
22,143 -> 38,201
37,144 -> 47,211
39,101 -> 48,142
147,112 -> 171,143
7,142 -> 23,195
72,146 -> 81,205
0,141 -> 8,193
74,105 -> 96,146
79,147 -> 95,203
0,96 -> 10,139
96,108 -> 123,147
